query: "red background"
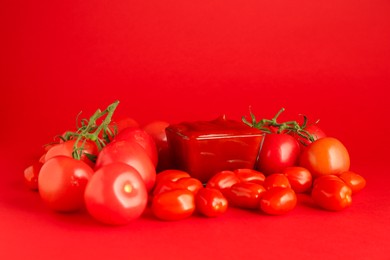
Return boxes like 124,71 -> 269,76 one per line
1,0 -> 390,259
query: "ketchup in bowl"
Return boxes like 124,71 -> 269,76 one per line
165,115 -> 265,183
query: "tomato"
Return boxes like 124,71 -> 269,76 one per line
260,187 -> 297,215
152,177 -> 203,197
226,182 -> 266,209
143,121 -> 172,172
339,171 -> 366,194
206,170 -> 241,196
110,117 -> 139,133
84,162 -> 147,225
257,133 -> 300,175
294,124 -> 327,148
151,189 -> 195,221
113,127 -> 158,167
24,161 -> 43,191
282,167 -> 312,193
95,140 -> 156,192
311,175 -> 352,211
263,173 -> 291,190
195,188 -> 228,217
38,156 -> 93,212
155,169 -> 191,184
44,139 -> 98,168
299,137 -> 350,178
233,168 -> 265,185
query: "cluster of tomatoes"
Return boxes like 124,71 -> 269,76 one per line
23,102 -> 366,225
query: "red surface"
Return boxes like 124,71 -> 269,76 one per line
1,0 -> 390,259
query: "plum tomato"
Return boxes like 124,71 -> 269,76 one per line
257,133 -> 300,175
175,177 -> 203,194
311,175 -> 352,211
84,162 -> 148,225
263,173 -> 291,190
260,187 -> 297,215
226,182 -> 266,209
233,168 -> 265,185
113,127 -> 158,167
152,177 -> 202,197
299,137 -> 350,178
339,171 -> 366,194
143,121 -> 172,172
95,140 -> 156,192
38,156 -> 94,212
155,169 -> 191,184
206,170 -> 241,196
195,188 -> 228,217
24,161 -> 43,191
151,189 -> 195,221
44,139 -> 98,168
282,166 -> 312,193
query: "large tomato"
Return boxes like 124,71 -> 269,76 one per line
113,127 -> 158,167
293,124 -> 327,148
257,133 -> 300,175
143,121 -> 172,172
84,162 -> 148,225
95,140 -> 156,192
38,156 -> 94,212
299,137 -> 350,178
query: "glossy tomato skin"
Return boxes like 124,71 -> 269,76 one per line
226,182 -> 266,209
175,177 -> 203,194
44,139 -> 98,168
282,167 -> 312,193
24,161 -> 43,191
263,173 -> 291,190
206,170 -> 241,196
257,133 -> 300,175
195,188 -> 228,217
311,176 -> 352,211
95,140 -> 156,192
143,121 -> 172,172
151,189 -> 195,221
38,156 -> 93,212
155,169 -> 191,184
339,171 -> 366,194
300,137 -> 350,178
233,169 -> 265,185
260,187 -> 297,215
84,163 -> 148,225
113,127 -> 158,167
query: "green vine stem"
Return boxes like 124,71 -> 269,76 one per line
242,107 -> 316,144
59,100 -> 120,161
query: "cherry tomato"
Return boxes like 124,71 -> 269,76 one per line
38,156 -> 93,212
44,139 -> 98,168
282,166 -> 312,193
233,168 -> 265,185
151,189 -> 195,221
263,173 -> 291,190
311,175 -> 352,211
195,188 -> 228,217
113,127 -> 158,167
155,169 -> 191,184
206,170 -> 241,196
24,161 -> 43,191
143,121 -> 172,172
152,180 -> 182,197
84,162 -> 148,225
226,182 -> 266,209
300,137 -> 350,178
175,177 -> 203,194
95,140 -> 156,192
257,133 -> 300,175
260,187 -> 297,215
339,171 -> 366,194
